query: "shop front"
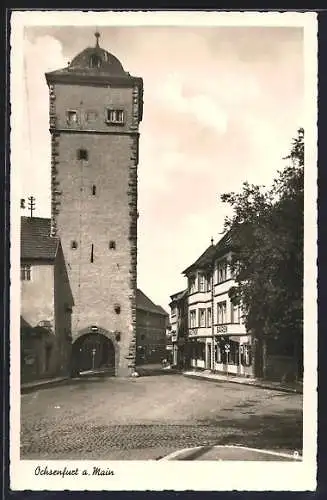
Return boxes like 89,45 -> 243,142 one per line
214,334 -> 253,377
189,337 -> 206,369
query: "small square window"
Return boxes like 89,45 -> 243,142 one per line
106,109 -> 124,125
77,149 -> 88,161
21,264 -> 31,281
109,240 -> 116,250
67,110 -> 78,125
71,240 -> 78,249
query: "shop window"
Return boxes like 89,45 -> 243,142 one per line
105,109 -> 125,125
21,264 -> 31,281
241,344 -> 252,366
215,344 -> 222,363
77,149 -> 88,161
196,342 -> 205,360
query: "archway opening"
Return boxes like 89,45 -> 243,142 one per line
73,332 -> 115,374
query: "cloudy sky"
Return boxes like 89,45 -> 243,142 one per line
19,21 -> 304,311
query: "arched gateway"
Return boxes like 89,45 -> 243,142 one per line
72,326 -> 118,376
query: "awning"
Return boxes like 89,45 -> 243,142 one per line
229,335 -> 251,344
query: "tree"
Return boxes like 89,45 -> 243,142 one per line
221,128 -> 304,380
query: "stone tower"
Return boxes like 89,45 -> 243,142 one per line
45,33 -> 143,377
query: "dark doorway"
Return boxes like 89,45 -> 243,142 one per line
73,333 -> 115,374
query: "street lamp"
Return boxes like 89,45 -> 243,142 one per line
92,348 -> 96,370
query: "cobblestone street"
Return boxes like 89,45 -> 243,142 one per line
21,372 -> 303,460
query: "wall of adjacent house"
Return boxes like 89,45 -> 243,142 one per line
54,245 -> 74,376
136,309 -> 167,364
21,331 -> 57,383
21,261 -> 60,382
21,261 -> 55,327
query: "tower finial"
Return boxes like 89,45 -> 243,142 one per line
95,30 -> 100,47
211,237 -> 214,246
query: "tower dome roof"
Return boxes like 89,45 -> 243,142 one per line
45,32 -> 143,89
68,45 -> 126,76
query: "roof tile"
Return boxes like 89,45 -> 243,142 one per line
21,217 -> 59,261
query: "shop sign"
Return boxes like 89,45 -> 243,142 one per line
188,328 -> 198,337
217,325 -> 228,334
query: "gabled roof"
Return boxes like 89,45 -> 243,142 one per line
155,305 -> 169,317
136,289 -> 168,316
170,289 -> 188,302
182,229 -> 234,275
182,244 -> 217,275
214,228 -> 234,258
21,217 -> 59,261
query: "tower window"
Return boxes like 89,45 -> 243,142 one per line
66,110 -> 78,125
71,240 -> 78,249
90,244 -> 94,263
77,149 -> 88,161
109,240 -> 116,250
92,185 -> 96,195
86,111 -> 98,122
21,264 -> 31,281
90,54 -> 102,69
105,109 -> 125,125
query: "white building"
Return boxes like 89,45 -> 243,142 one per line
182,232 -> 253,377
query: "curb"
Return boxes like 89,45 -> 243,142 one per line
182,373 -> 303,394
21,377 -> 70,394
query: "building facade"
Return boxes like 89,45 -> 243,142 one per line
45,34 -> 143,377
169,289 -> 188,368
20,217 -> 73,383
170,232 -> 254,378
135,289 -> 168,365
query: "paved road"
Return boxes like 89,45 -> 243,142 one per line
21,372 -> 302,460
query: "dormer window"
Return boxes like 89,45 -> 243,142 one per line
105,109 -> 125,125
90,54 -> 102,69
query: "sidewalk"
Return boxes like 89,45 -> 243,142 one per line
183,370 -> 303,394
21,376 -> 69,394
